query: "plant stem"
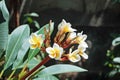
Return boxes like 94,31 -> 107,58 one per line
20,56 -> 50,80
0,70 -> 4,78
8,69 -> 16,80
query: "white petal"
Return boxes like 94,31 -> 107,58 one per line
69,32 -> 76,39
80,41 -> 88,48
53,43 -> 63,55
62,19 -> 67,24
81,53 -> 88,59
53,43 -> 59,49
69,28 -> 77,32
69,54 -> 81,62
72,49 -> 79,55
59,47 -> 64,55
69,48 -> 72,54
58,19 -> 66,30
77,32 -> 82,36
49,54 -> 55,59
46,47 -> 54,54
82,34 -> 87,41
29,38 -> 34,44
78,44 -> 86,51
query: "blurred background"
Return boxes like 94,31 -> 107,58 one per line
5,0 -> 120,80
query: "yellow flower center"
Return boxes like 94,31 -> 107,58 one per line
50,48 -> 60,58
63,25 -> 69,32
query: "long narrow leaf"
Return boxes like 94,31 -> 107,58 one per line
12,37 -> 30,69
0,0 -> 9,57
37,64 -> 87,77
4,24 -> 29,70
34,75 -> 58,80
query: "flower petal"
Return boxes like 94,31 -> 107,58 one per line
69,54 -> 81,62
78,44 -> 86,52
58,19 -> 76,33
81,53 -> 88,59
80,41 -> 88,48
53,43 -> 60,49
46,47 -> 54,54
30,44 -> 38,49
82,34 -> 87,41
69,32 -> 76,39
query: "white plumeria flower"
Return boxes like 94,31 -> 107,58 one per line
46,43 -> 64,60
68,48 -> 81,62
75,31 -> 87,44
78,44 -> 88,59
29,33 -> 43,49
58,19 -> 76,33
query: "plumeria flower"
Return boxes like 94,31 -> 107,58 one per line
54,19 -> 77,44
29,33 -> 43,49
68,48 -> 81,62
46,43 -> 64,60
66,32 -> 76,42
77,44 -> 88,59
58,19 -> 76,33
74,31 -> 87,44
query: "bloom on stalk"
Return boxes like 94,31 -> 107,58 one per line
66,32 -> 76,42
77,44 -> 88,59
29,33 -> 43,49
46,43 -> 63,60
58,19 -> 76,33
54,19 -> 77,44
68,48 -> 81,62
73,31 -> 87,44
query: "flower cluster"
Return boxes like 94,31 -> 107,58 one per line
29,19 -> 88,62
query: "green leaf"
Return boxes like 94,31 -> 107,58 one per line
12,38 -> 30,69
34,20 -> 40,29
27,22 -> 54,62
112,37 -> 120,46
28,48 -> 40,61
37,64 -> 87,77
36,22 -> 54,35
0,0 -> 9,57
24,12 -> 39,17
17,57 -> 44,70
4,24 -> 30,70
0,0 -> 9,20
113,57 -> 120,63
34,75 -> 58,80
108,70 -> 118,77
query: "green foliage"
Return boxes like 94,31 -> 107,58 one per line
12,40 -> 30,69
112,37 -> 120,46
34,75 -> 59,80
17,57 -> 44,70
113,57 -> 120,63
24,12 -> 40,29
24,12 -> 39,17
37,64 -> 87,77
105,36 -> 120,78
0,0 -> 9,57
36,22 -> 54,35
4,24 -> 30,70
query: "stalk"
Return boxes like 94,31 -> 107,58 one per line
20,56 -> 50,80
